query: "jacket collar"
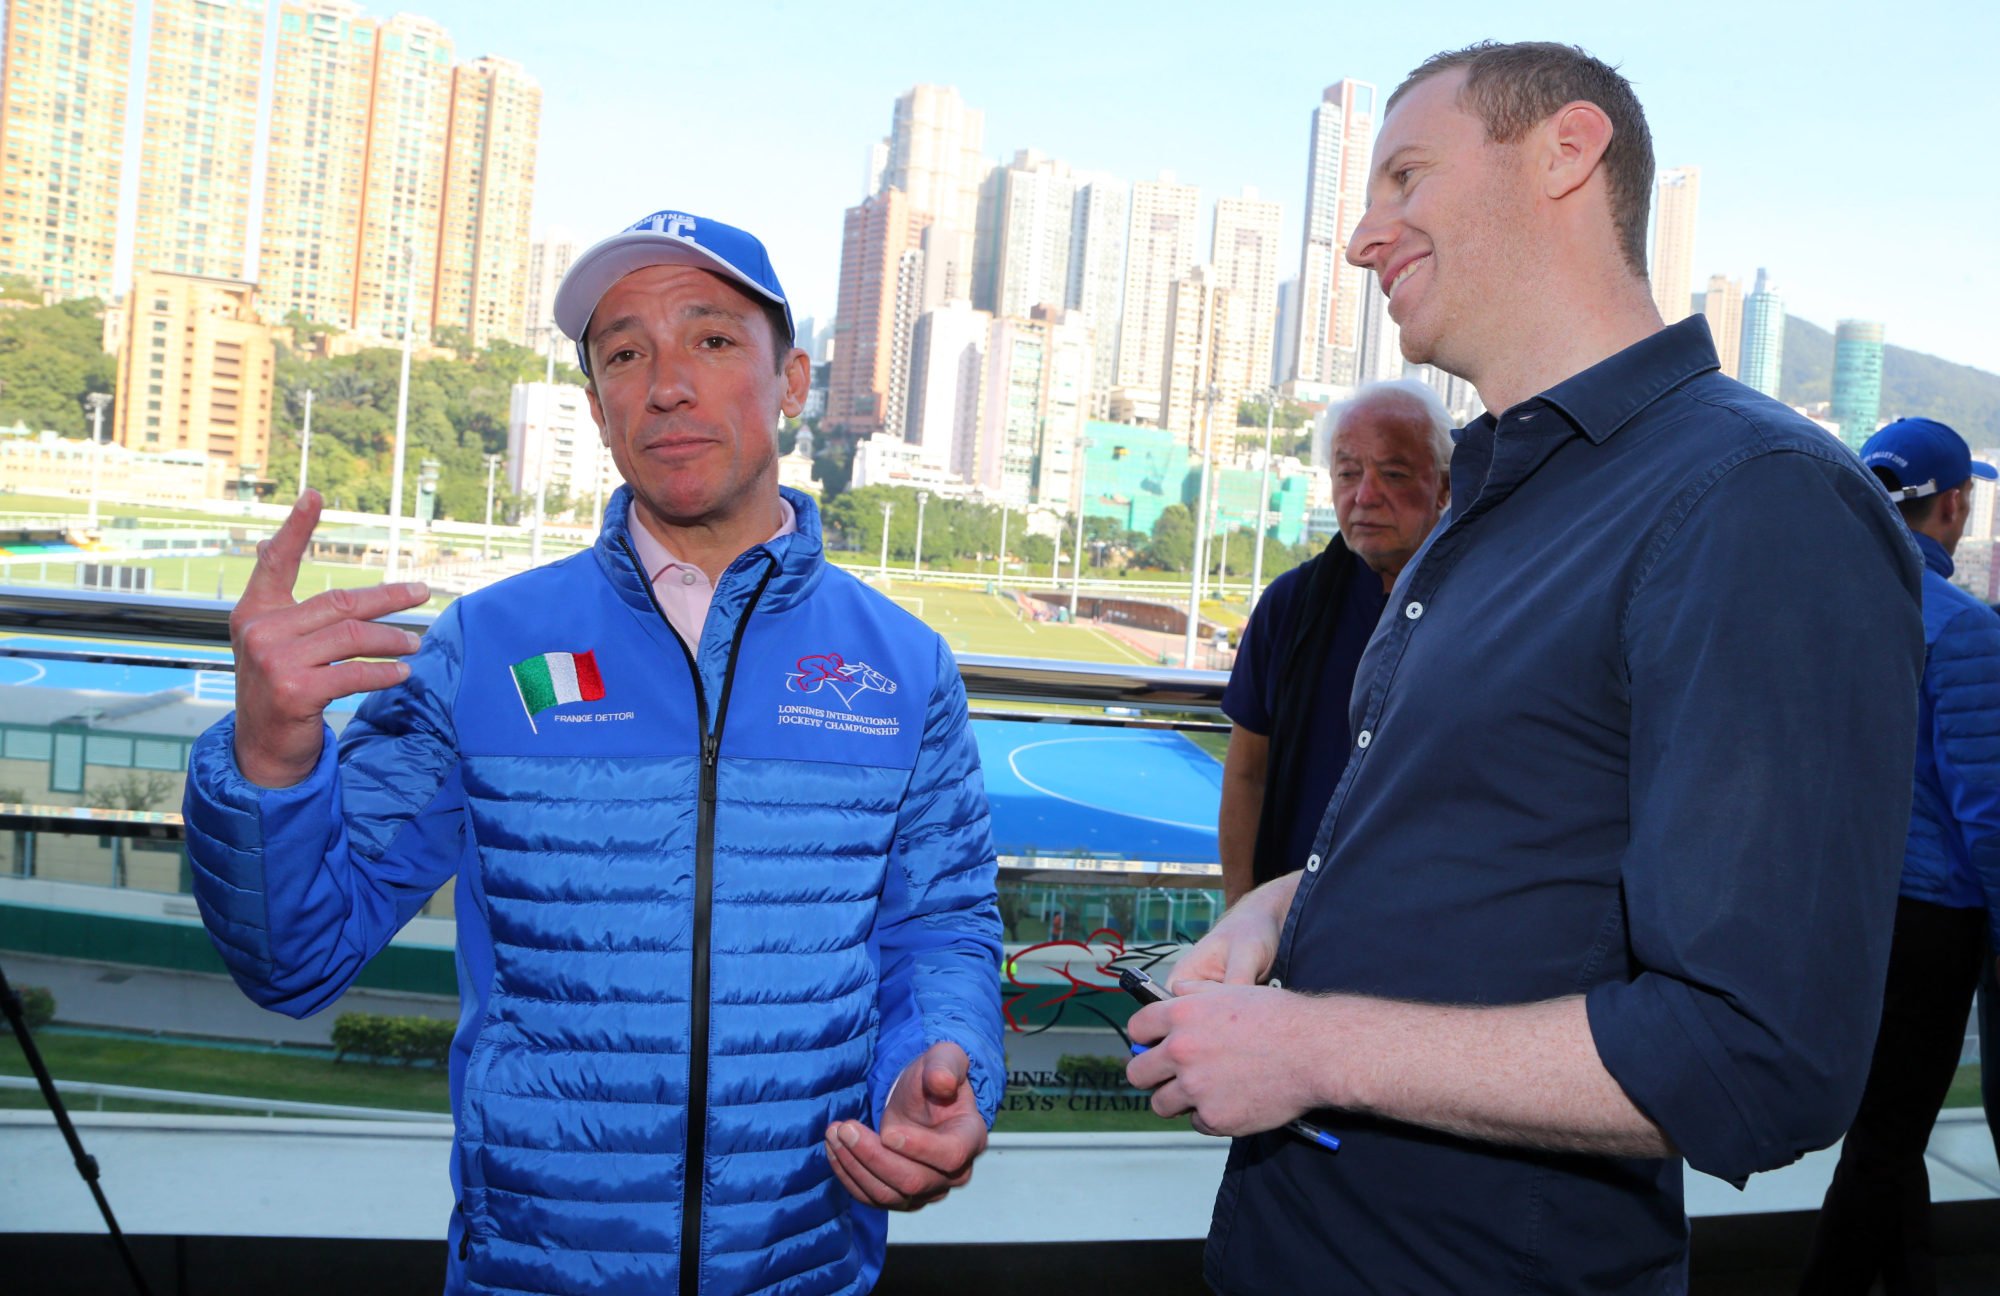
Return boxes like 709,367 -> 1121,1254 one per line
1912,530 -> 1955,579
592,484 -> 827,613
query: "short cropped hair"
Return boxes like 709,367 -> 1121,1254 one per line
1317,379 -> 1456,475
1387,41 -> 1655,278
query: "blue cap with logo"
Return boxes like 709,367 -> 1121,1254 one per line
1859,417 -> 1996,502
552,210 -> 794,376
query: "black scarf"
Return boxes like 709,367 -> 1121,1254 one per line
1250,536 -> 1361,888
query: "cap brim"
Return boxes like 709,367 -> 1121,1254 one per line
551,231 -> 786,343
1972,462 -> 1999,481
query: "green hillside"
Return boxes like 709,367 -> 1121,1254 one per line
1781,316 -> 2000,446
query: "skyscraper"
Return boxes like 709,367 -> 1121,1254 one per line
884,84 -> 985,234
1648,166 -> 1700,323
1293,79 -> 1375,387
1159,263 -> 1218,438
0,0 -> 135,301
132,0 -> 265,282
993,150 -> 1075,322
1703,274 -> 1743,381
1272,277 -> 1299,389
1209,189 -> 1283,417
432,55 -> 542,348
1352,270 -> 1403,386
525,228 -> 580,355
1739,267 -> 1785,399
906,300 -> 990,476
1832,320 -> 1886,451
827,188 -> 927,440
1067,175 -> 1128,411
113,269 -> 275,475
347,12 -> 453,342
260,0 -> 378,332
1114,173 -> 1200,425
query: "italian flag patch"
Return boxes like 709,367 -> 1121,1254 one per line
510,649 -> 604,732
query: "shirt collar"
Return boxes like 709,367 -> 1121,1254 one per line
628,494 -> 797,584
1528,314 -> 1722,446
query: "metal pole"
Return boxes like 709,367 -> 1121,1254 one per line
879,502 -> 893,581
914,490 -> 930,575
1182,387 -> 1215,667
84,393 -> 110,535
482,453 -> 499,562
298,388 -> 315,495
1070,439 -> 1089,621
387,266 -> 414,582
1250,386 -> 1275,608
997,506 -> 1009,581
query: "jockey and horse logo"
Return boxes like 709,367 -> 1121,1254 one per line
784,652 -> 899,711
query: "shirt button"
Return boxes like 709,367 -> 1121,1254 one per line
1269,978 -> 1284,990
1356,730 -> 1372,749
1306,853 -> 1320,872
680,571 -> 697,586
1405,600 -> 1424,620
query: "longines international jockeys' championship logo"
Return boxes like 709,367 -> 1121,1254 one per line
780,652 -> 902,738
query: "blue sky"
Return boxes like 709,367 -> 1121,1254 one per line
116,0 -> 2000,377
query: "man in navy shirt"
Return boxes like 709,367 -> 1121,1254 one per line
1218,380 -> 1452,905
1128,40 -> 1922,1293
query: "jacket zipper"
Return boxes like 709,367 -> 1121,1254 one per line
623,538 -> 776,1296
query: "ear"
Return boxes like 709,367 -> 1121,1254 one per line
779,346 -> 810,420
1539,99 -> 1615,202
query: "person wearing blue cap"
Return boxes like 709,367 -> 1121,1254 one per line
1800,417 -> 2000,1293
181,209 -> 1004,1295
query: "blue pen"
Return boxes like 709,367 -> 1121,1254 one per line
1118,967 -> 1341,1154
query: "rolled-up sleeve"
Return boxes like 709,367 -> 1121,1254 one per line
1586,448 -> 1923,1184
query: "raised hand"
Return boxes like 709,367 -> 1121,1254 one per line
825,1041 -> 986,1211
229,491 -> 431,788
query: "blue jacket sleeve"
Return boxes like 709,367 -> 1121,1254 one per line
183,604 -> 469,1018
867,634 -> 1005,1126
1930,602 -> 2000,946
1584,450 -> 1923,1185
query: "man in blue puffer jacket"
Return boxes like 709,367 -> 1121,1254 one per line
183,210 -> 1005,1296
1801,416 -> 2000,1294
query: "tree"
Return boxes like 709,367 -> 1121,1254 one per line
0,299 -> 115,435
1144,504 -> 1194,572
1237,397 -> 1313,431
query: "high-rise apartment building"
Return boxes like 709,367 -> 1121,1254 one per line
993,150 -> 1075,322
1352,270 -> 1403,386
524,228 -> 579,354
1292,79 -> 1375,387
1648,166 -> 1700,323
1703,274 -> 1743,381
827,188 -> 928,440
1739,268 -> 1784,399
432,55 -> 542,348
906,300 -> 991,477
347,12 -> 453,341
132,0 -> 265,283
1272,277 -> 1299,389
884,84 -> 986,234
509,380 -> 615,505
0,0 -> 135,301
1159,263 -> 1221,439
1209,188 -> 1283,417
975,307 -> 1092,508
1068,175 -> 1128,408
1114,173 -> 1200,425
112,269 -> 275,474
1832,320 -> 1886,451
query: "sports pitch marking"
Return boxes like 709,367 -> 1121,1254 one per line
1005,735 -> 1218,833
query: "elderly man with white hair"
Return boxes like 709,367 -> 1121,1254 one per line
1217,378 -> 1453,905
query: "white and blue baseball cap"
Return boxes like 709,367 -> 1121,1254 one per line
552,209 -> 794,376
1860,417 -> 1996,502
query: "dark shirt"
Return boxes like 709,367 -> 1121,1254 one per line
1222,553 -> 1389,878
1204,317 -> 1924,1295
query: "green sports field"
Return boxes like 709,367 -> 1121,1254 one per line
868,580 -> 1160,666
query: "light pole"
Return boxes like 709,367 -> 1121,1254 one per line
1182,384 -> 1218,667
530,332 -> 555,565
83,392 -> 111,535
386,243 -> 416,581
1069,438 -> 1090,622
482,453 -> 501,561
878,501 -> 893,581
996,505 -> 1009,581
1249,385 -> 1277,608
913,490 -> 930,575
298,388 -> 315,495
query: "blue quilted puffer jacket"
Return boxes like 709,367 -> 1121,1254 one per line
184,486 -> 1005,1295
1904,530 -> 2000,943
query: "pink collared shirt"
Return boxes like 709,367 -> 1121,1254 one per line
627,496 -> 797,656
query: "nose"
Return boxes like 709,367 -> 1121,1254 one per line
645,350 -> 695,412
1352,468 -> 1389,507
1347,199 -> 1391,273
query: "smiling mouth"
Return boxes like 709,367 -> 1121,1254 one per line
1388,255 -> 1431,297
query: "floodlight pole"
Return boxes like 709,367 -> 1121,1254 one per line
1250,386 -> 1276,608
84,392 -> 112,535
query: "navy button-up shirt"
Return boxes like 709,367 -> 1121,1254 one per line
1204,317 -> 1924,1295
